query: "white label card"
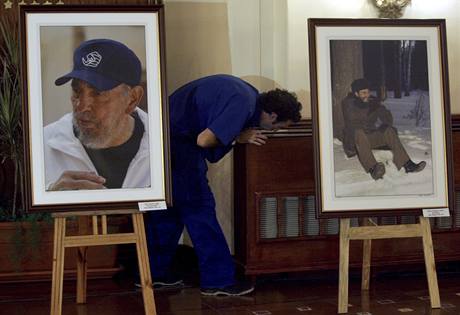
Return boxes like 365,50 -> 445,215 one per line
138,201 -> 167,212
422,208 -> 450,217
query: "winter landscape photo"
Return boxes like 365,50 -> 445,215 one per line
330,39 -> 433,198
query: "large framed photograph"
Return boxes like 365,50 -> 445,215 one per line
20,5 -> 171,212
308,19 -> 453,217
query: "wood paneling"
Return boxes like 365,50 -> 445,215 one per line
234,118 -> 460,275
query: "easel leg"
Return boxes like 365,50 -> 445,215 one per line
338,218 -> 351,314
361,290 -> 370,313
76,216 -> 89,304
420,216 -> 441,308
132,213 -> 157,315
76,247 -> 88,304
361,239 -> 371,291
361,219 -> 372,291
50,217 -> 66,315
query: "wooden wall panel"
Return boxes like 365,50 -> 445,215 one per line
238,137 -> 315,193
234,117 -> 460,275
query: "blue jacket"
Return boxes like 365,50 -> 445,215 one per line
169,74 -> 261,170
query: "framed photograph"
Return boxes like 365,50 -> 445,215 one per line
308,19 -> 453,217
20,5 -> 171,212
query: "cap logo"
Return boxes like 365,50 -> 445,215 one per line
82,51 -> 102,68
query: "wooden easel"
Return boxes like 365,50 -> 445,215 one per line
50,209 -> 156,315
338,216 -> 440,314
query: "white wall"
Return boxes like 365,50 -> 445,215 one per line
260,0 -> 288,89
164,0 -> 261,252
272,0 -> 460,117
227,0 -> 260,77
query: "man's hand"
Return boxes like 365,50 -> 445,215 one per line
236,129 -> 268,146
48,171 -> 106,191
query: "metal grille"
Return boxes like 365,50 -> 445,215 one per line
303,196 -> 319,236
350,218 -> 360,227
437,216 -> 453,229
259,197 -> 277,239
258,195 -> 334,238
322,218 -> 339,235
258,192 -> 460,240
456,192 -> 460,228
282,197 -> 299,237
380,217 -> 397,225
401,216 -> 416,224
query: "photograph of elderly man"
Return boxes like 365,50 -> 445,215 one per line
44,38 -> 150,191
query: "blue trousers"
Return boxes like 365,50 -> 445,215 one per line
145,171 -> 235,288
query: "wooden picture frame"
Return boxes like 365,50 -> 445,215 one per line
20,5 -> 171,212
308,18 -> 453,217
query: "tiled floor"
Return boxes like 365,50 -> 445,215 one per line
1,270 -> 460,314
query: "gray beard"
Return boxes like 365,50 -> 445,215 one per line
73,117 -> 113,149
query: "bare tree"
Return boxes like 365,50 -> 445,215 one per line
394,41 -> 402,98
330,40 -> 363,141
404,92 -> 429,127
401,40 -> 415,96
377,41 -> 387,101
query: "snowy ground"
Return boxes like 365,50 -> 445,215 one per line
334,90 -> 434,198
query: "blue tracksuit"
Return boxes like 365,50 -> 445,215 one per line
146,74 -> 261,288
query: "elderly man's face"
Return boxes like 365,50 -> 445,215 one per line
71,79 -> 134,149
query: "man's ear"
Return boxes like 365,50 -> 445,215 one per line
269,112 -> 278,122
354,91 -> 359,98
126,86 -> 144,113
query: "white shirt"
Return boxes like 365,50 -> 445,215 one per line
43,108 -> 150,189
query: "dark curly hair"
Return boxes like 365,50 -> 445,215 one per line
258,89 -> 302,122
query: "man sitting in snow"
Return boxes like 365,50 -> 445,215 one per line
340,78 -> 426,180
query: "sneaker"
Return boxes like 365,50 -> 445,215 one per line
135,276 -> 184,289
201,282 -> 254,296
369,162 -> 385,180
404,160 -> 426,173
153,278 -> 184,289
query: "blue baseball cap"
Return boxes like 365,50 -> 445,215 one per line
55,38 -> 142,91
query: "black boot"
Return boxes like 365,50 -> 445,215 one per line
369,162 -> 385,180
404,160 -> 426,173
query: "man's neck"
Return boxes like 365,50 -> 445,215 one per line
107,115 -> 135,147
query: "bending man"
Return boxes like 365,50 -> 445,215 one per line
146,74 -> 302,296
